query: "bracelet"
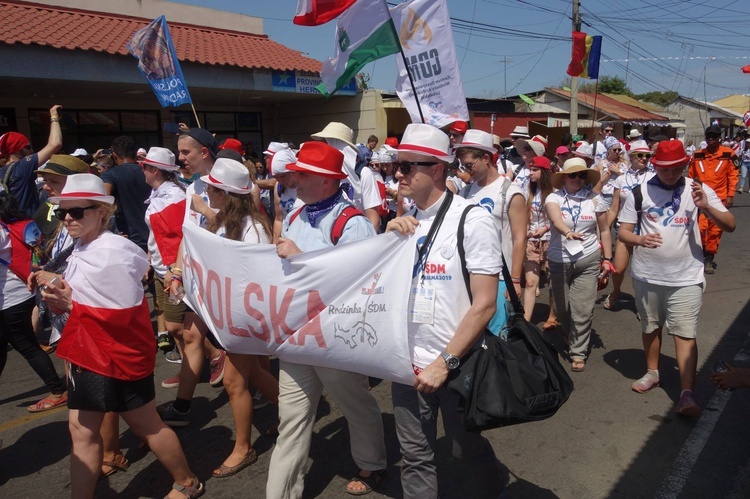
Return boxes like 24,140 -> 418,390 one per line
564,230 -> 572,238
171,275 -> 183,283
511,278 -> 521,284
169,266 -> 182,274
50,117 -> 60,123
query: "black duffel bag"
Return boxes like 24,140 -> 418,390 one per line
447,206 -> 574,432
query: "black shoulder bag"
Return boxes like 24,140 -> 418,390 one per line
446,205 -> 574,432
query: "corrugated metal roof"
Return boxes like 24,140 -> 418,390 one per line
547,88 -> 670,122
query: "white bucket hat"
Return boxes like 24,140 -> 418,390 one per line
370,151 -> 381,163
48,173 -> 115,204
627,129 -> 641,139
263,141 -> 289,156
510,126 -> 530,138
454,129 -> 496,154
397,124 -> 454,162
310,122 -> 356,150
269,148 -> 297,176
201,158 -> 251,194
141,147 -> 179,171
514,135 -> 547,157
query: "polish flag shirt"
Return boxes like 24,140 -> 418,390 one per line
145,181 -> 186,278
56,232 -> 155,381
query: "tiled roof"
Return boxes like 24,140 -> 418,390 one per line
0,1 -> 322,73
547,88 -> 670,122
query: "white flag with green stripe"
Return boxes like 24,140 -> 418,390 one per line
317,0 -> 400,97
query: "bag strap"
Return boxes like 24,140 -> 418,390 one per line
632,183 -> 643,230
1,161 -> 17,192
331,205 -> 364,246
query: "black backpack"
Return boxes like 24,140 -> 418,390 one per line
446,205 -> 574,431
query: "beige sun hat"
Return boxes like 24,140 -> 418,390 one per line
310,122 -> 356,150
552,157 -> 601,189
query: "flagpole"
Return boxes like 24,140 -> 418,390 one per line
382,0 -> 425,123
190,103 -> 202,128
590,78 -> 600,134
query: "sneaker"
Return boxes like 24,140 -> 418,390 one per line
165,347 -> 182,364
704,260 -> 715,275
160,402 -> 190,427
253,392 -> 271,409
157,333 -> 173,352
209,350 -> 227,387
632,372 -> 660,393
676,390 -> 702,419
161,374 -> 181,389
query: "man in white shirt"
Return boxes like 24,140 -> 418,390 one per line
593,122 -> 615,162
387,123 -> 504,498
618,140 -> 735,418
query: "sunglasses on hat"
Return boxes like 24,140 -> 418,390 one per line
395,161 -> 437,175
55,205 -> 98,220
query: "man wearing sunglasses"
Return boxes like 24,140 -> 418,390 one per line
688,125 -> 739,274
594,122 -> 616,163
386,123 -> 504,499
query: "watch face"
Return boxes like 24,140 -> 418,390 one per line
445,355 -> 460,369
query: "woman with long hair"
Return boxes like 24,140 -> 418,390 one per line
523,156 -> 558,328
200,159 -> 280,478
603,140 -> 652,310
39,174 -> 202,499
0,189 -> 67,412
546,159 -> 614,372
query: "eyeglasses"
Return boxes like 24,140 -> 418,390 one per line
610,148 -> 622,153
395,161 -> 437,175
635,153 -> 652,159
461,161 -> 476,172
567,171 -> 589,180
603,129 -> 614,134
55,205 -> 98,220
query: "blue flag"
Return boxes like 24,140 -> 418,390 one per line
127,16 -> 192,107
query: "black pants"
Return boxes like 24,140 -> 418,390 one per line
0,297 -> 65,395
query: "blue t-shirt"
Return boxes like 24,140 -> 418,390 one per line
101,162 -> 151,253
0,153 -> 41,219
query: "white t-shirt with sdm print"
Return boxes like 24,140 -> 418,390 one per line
545,187 -> 604,263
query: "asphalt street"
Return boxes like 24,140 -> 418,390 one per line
1,194 -> 749,499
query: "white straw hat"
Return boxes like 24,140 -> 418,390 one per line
201,158 -> 251,194
397,124 -> 454,162
140,147 -> 179,171
48,173 -> 115,204
310,122 -> 357,150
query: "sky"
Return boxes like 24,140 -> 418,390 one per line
178,0 -> 750,103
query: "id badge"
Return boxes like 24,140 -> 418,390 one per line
563,237 -> 584,256
410,285 -> 436,324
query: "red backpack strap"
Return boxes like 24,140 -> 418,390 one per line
331,206 -> 364,245
288,206 -> 305,226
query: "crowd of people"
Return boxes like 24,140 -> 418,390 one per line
0,103 -> 742,498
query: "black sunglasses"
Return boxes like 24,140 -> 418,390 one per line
395,161 -> 436,175
55,205 -> 98,220
567,171 -> 589,180
635,153 -> 652,159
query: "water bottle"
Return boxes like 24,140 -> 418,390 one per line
169,286 -> 185,305
711,361 -> 733,391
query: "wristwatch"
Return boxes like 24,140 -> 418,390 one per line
440,351 -> 460,370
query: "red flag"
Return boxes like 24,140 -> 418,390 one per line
294,0 -> 357,26
567,31 -> 588,77
742,64 -> 750,74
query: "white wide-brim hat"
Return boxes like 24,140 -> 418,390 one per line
310,122 -> 356,150
510,125 -> 530,138
141,147 -> 179,171
454,129 -> 496,154
270,148 -> 297,176
552,158 -> 601,189
397,123 -> 454,162
48,173 -> 115,204
201,158 -> 251,194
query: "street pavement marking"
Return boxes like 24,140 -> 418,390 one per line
0,406 -> 67,433
655,331 -> 750,498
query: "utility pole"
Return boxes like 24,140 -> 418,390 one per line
624,40 -> 631,89
570,0 -> 582,135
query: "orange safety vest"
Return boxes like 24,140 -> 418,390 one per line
687,146 -> 739,200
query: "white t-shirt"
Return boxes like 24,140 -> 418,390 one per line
512,165 -> 531,191
340,146 -> 382,211
216,216 -> 270,244
619,173 -> 727,286
529,190 -> 551,241
407,192 -> 502,369
278,185 -> 302,219
612,169 -> 649,213
0,227 -> 33,310
384,175 -> 399,213
447,174 -> 467,194
545,187 -> 604,263
462,176 -> 526,264
183,178 -> 212,229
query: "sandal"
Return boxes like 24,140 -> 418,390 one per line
346,468 -> 386,496
100,452 -> 129,479
571,359 -> 586,372
27,392 -> 67,413
165,476 -> 204,499
603,294 -> 619,311
212,449 -> 257,478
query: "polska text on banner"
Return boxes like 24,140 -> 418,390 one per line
391,0 -> 469,127
317,0 -> 400,97
180,223 -> 416,384
127,16 -> 192,107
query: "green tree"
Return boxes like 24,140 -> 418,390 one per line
635,90 -> 679,107
558,76 -> 630,95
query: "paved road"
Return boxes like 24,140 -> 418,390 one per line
1,195 -> 749,498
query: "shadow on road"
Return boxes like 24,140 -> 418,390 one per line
0,420 -> 69,486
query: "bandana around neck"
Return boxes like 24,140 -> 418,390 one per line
648,175 -> 686,211
305,186 -> 346,227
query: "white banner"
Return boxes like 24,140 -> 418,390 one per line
391,0 -> 469,127
181,223 -> 416,384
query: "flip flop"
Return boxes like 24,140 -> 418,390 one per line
571,359 -> 586,372
27,392 -> 67,413
603,294 -> 620,311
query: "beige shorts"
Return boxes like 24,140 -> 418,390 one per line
524,239 -> 549,268
154,274 -> 187,325
633,279 -> 703,339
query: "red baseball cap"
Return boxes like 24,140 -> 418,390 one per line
530,156 -> 551,170
449,121 -> 468,135
219,138 -> 245,156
